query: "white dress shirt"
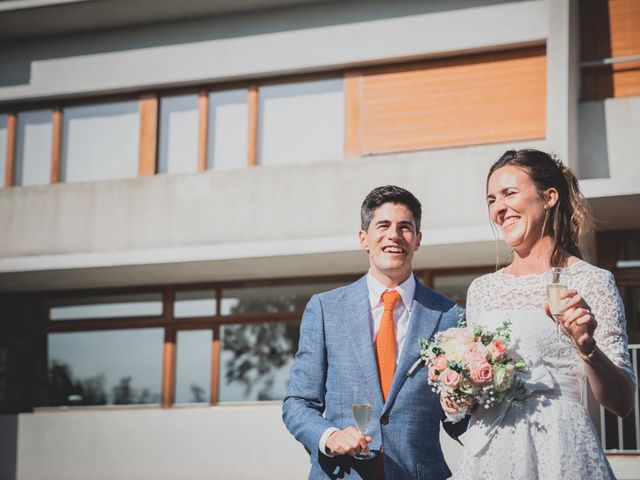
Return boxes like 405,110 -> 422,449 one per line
319,271 -> 416,456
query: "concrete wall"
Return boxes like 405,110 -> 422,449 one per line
0,139 -> 542,290
0,0 -> 547,103
1,405 -> 310,480
578,96 -> 640,180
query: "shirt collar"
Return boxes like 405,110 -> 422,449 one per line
366,271 -> 415,311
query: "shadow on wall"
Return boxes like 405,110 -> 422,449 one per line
0,415 -> 17,480
578,101 -> 610,179
0,0 -> 514,88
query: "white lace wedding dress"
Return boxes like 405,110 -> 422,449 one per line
454,260 -> 635,480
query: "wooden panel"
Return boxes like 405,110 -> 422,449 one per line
4,113 -> 16,187
581,0 -> 640,99
161,327 -> 176,408
50,108 -> 62,183
138,94 -> 158,176
210,325 -> 220,405
358,46 -> 546,155
198,90 -> 209,172
344,72 -> 362,158
247,85 -> 258,167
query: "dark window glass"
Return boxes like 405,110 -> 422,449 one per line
175,330 -> 211,404
46,329 -> 163,406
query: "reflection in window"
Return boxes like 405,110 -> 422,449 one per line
432,273 -> 478,307
219,322 -> 298,402
46,329 -> 163,406
61,101 -> 140,182
259,78 -> 344,166
221,282 -> 343,315
49,293 -> 163,320
174,290 -> 216,318
175,330 -> 211,403
158,94 -> 199,174
0,114 -> 7,187
208,89 -> 248,170
15,110 -> 53,186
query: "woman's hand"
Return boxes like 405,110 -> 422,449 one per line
545,289 -> 597,355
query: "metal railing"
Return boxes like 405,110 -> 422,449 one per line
588,344 -> 640,454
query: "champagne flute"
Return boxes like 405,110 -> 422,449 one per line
546,267 -> 568,337
351,386 -> 375,460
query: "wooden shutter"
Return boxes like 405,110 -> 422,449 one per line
347,46 -> 546,156
581,0 -> 640,100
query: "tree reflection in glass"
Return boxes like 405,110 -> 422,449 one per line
220,288 -> 316,402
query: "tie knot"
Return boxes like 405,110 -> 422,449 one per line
382,290 -> 401,310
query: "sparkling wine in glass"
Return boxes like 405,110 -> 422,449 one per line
352,386 -> 375,460
546,267 -> 568,337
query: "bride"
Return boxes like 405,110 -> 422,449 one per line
453,149 -> 636,479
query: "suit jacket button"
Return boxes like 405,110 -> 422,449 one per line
380,415 -> 389,425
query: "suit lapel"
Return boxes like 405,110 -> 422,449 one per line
343,276 -> 385,411
383,280 -> 442,413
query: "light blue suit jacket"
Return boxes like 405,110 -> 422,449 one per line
283,274 -> 462,479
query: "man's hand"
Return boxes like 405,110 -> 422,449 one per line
325,426 -> 372,457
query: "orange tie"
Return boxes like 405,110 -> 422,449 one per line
376,290 -> 401,401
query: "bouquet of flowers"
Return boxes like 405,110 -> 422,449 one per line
419,318 -> 526,419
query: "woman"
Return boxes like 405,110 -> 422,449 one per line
454,149 -> 636,479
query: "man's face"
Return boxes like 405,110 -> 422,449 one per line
359,202 -> 422,286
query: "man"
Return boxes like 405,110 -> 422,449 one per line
283,185 -> 463,479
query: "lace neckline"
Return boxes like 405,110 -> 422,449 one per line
497,259 -> 585,279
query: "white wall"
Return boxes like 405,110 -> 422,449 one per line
0,140 -> 541,290
579,96 -> 640,180
3,405 -> 309,480
0,1 -> 547,103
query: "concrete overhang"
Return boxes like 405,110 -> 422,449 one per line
581,177 -> 640,231
0,225 -> 506,292
0,0 -> 333,40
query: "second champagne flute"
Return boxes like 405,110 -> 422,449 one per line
351,386 -> 375,460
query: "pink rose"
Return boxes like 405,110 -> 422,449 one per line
428,365 -> 439,382
440,392 -> 460,414
433,355 -> 448,371
487,340 -> 507,362
469,361 -> 493,386
439,368 -> 462,388
464,342 -> 488,363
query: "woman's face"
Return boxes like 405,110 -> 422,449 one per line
486,165 -> 554,252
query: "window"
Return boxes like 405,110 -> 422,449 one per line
174,290 -> 216,318
15,110 -> 52,186
47,329 -> 163,406
32,277 -> 354,409
219,322 -> 297,402
49,293 -> 163,321
158,94 -> 199,174
61,101 -> 140,183
175,330 -> 211,404
208,89 -> 248,170
258,78 -> 344,166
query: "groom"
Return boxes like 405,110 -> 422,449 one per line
283,185 -> 463,479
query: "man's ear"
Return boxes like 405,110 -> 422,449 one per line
359,230 -> 369,252
415,231 -> 422,250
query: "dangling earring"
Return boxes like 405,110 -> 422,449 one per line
540,205 -> 550,239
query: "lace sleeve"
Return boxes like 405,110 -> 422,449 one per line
580,268 -> 636,384
465,277 -> 482,327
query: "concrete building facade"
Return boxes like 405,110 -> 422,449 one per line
0,0 -> 638,478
